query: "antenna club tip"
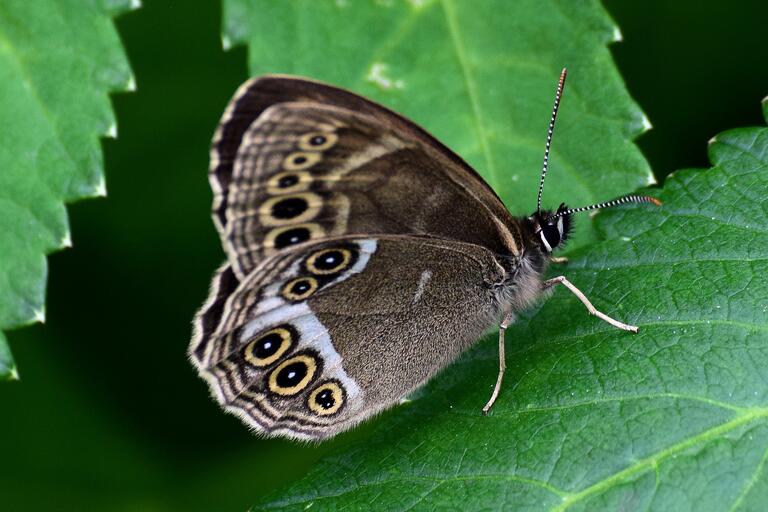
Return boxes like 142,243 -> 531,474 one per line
649,197 -> 662,206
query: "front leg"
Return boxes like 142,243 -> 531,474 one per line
543,276 -> 639,333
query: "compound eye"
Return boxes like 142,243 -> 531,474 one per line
540,224 -> 561,252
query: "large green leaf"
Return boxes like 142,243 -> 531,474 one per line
253,100 -> 768,509
0,0 -> 135,378
223,0 -> 653,239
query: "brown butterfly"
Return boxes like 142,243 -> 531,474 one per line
188,69 -> 659,440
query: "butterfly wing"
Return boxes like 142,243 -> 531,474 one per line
190,235 -> 505,440
210,75 -> 521,279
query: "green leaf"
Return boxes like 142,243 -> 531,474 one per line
223,0 -> 653,244
252,99 -> 768,509
0,0 -> 135,378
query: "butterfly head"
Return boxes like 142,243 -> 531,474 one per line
524,67 -> 661,257
529,203 -> 573,254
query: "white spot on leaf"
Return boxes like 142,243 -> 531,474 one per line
366,62 -> 405,90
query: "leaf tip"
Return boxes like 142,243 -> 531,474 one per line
33,307 -> 46,324
641,114 -> 652,132
61,231 -> 72,248
106,122 -> 118,139
94,175 -> 108,197
129,0 -> 142,9
708,135 -> 718,146
125,75 -> 137,92
612,26 -> 623,42
9,366 -> 19,381
222,34 -> 233,51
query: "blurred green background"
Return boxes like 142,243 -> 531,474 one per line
1,1 -> 766,510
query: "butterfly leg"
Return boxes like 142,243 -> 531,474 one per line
550,256 -> 568,264
482,310 -> 515,415
543,276 -> 639,333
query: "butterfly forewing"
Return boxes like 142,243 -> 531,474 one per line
210,76 -> 522,279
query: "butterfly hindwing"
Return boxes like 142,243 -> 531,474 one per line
190,235 -> 505,440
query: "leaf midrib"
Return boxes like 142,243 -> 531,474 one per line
439,0 -> 498,189
552,407 -> 768,511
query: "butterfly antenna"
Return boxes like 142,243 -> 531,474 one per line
537,67 -> 567,214
551,194 -> 662,219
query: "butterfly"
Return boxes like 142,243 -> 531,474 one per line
188,68 -> 659,440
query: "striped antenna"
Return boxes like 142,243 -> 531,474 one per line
537,67 -> 568,214
550,194 -> 662,219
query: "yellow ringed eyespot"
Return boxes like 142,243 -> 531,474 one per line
298,132 -> 338,151
259,192 -> 322,227
264,223 -> 324,250
267,354 -> 318,395
283,151 -> 321,170
242,326 -> 294,367
307,381 -> 345,415
266,170 -> 311,194
281,277 -> 319,301
305,248 -> 353,275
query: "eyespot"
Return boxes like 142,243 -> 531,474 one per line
264,223 -> 324,250
298,132 -> 338,151
267,354 -> 318,396
307,381 -> 345,416
259,192 -> 322,226
283,151 -> 321,170
305,248 -> 353,275
281,277 -> 319,301
243,325 -> 295,367
266,171 -> 310,194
